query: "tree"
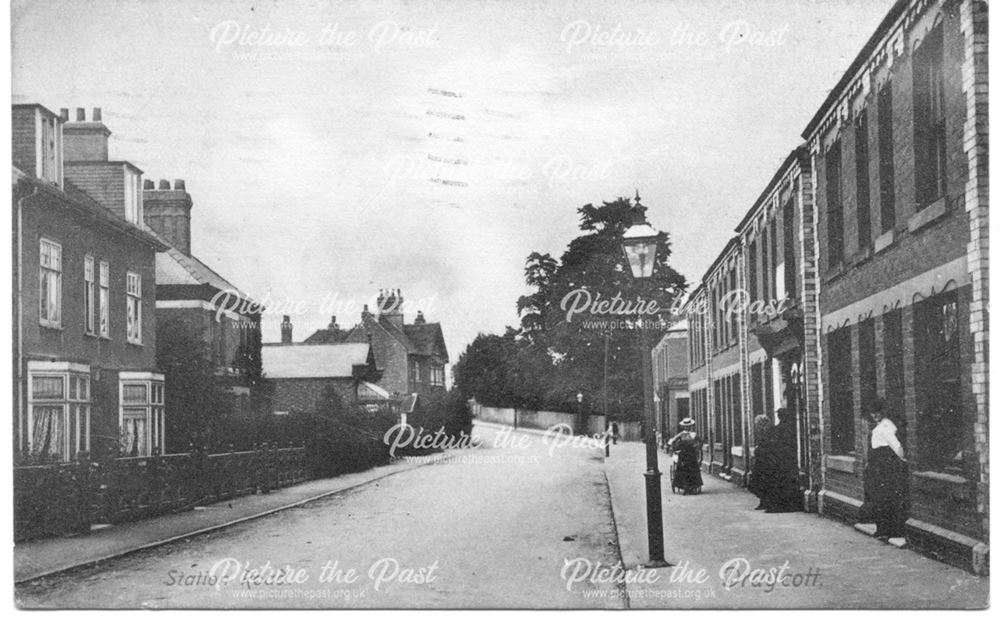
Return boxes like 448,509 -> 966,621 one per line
456,194 -> 687,420
156,318 -> 233,452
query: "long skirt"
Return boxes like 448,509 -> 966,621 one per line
673,443 -> 703,490
862,447 -> 909,537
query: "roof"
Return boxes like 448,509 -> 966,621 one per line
358,381 -> 391,400
13,167 -> 167,251
262,343 -> 372,379
734,146 -> 808,234
403,321 -> 449,361
144,224 -> 255,303
801,0 -> 909,140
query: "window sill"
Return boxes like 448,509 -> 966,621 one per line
908,196 -> 948,233
39,323 -> 63,331
874,229 -> 895,254
848,245 -> 872,268
821,261 -> 845,285
912,470 -> 968,485
825,454 -> 857,473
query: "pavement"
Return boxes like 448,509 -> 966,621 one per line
602,440 -> 990,609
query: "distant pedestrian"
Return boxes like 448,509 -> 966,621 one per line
667,418 -> 703,494
860,398 -> 909,539
748,413 -> 772,509
609,421 -> 619,445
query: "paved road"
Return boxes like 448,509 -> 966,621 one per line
16,424 -> 623,609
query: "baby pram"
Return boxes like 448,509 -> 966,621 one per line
668,433 -> 703,495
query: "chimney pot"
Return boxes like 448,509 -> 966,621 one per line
159,179 -> 170,190
92,107 -> 102,122
174,179 -> 185,190
59,108 -> 69,121
143,179 -> 155,190
75,108 -> 85,121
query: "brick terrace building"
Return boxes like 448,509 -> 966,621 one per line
803,0 -> 988,571
12,105 -> 168,461
678,0 -> 988,573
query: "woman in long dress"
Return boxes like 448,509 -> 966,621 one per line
667,418 -> 703,493
863,399 -> 909,539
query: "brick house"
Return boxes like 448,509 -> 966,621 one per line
261,331 -> 382,413
803,0 -> 988,571
140,178 -> 263,412
651,320 -> 689,445
304,290 -> 449,402
12,104 -> 168,462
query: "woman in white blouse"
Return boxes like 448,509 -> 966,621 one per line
862,398 -> 909,539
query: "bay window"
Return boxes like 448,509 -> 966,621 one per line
119,372 -> 165,457
26,361 -> 90,462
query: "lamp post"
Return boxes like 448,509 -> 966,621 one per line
621,202 -> 669,568
576,391 -> 584,435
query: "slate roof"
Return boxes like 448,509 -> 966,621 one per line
13,168 -> 167,251
141,224 -> 256,305
262,343 -> 372,379
403,321 -> 448,361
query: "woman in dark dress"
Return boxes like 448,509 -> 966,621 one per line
751,409 -> 801,513
667,418 -> 703,493
862,399 -> 909,539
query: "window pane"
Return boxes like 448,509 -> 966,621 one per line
32,405 -> 66,460
121,409 -> 149,457
32,375 -> 64,399
122,383 -> 148,404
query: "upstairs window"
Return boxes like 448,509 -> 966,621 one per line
825,141 -> 844,267
84,255 -> 95,334
431,365 -> 445,387
783,202 -> 797,298
123,169 -> 143,225
913,24 -> 947,208
126,271 -> 142,344
39,239 -> 62,328
99,262 -> 110,338
855,111 -> 872,248
877,81 -> 896,232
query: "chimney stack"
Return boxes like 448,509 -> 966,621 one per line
328,316 -> 339,330
59,108 -> 69,121
143,177 -> 193,255
63,105 -> 111,162
376,288 -> 405,330
280,315 -> 293,344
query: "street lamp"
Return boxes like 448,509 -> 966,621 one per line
576,391 -> 584,436
621,200 -> 670,568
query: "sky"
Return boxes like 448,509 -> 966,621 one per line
11,0 -> 894,368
